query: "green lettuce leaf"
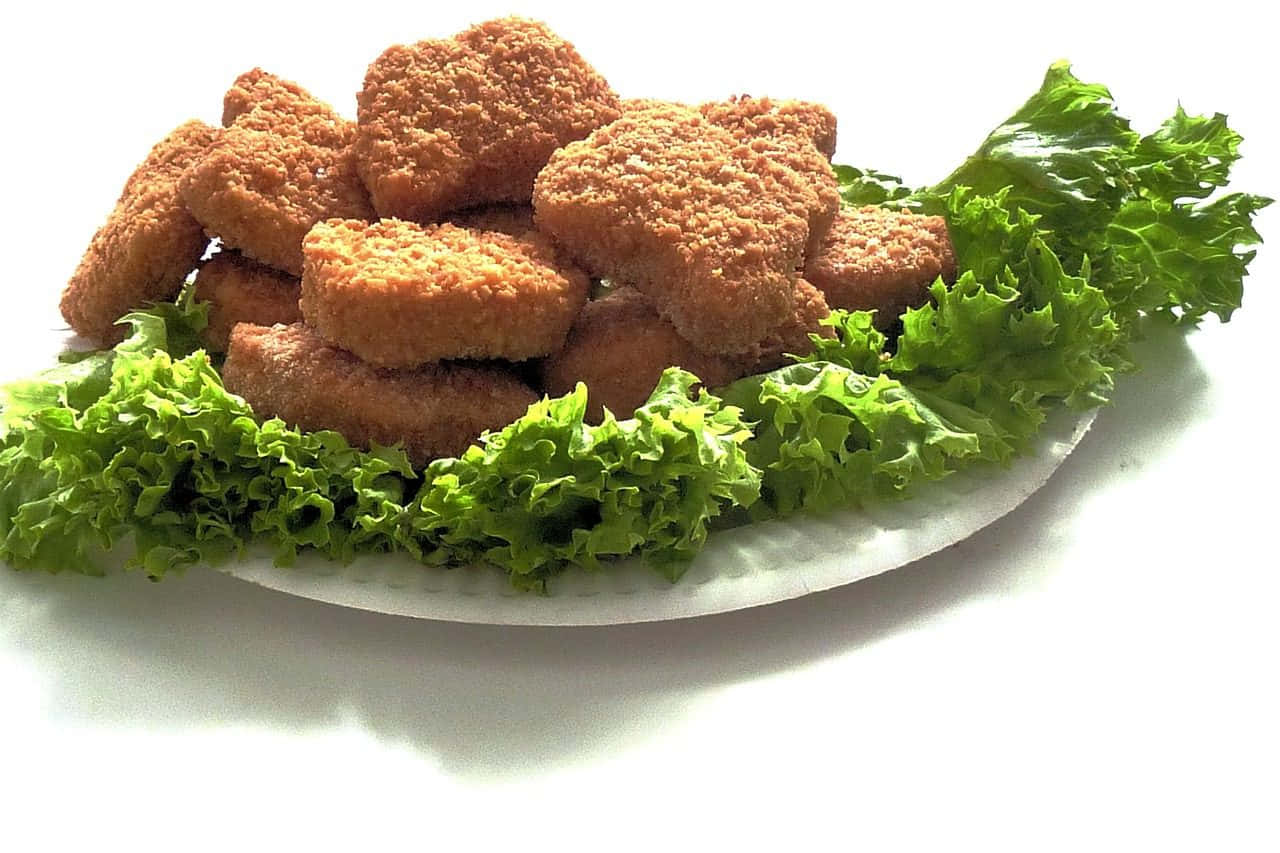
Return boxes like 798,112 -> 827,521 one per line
405,369 -> 759,589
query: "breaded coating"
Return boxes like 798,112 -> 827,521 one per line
700,97 -> 840,258
533,105 -> 827,354
220,68 -> 351,148
223,323 -> 537,466
700,95 -> 838,160
60,120 -> 218,345
301,219 -> 590,367
447,204 -> 536,237
356,17 -> 621,221
541,288 -> 744,422
181,70 -> 374,275
805,206 -> 957,328
619,97 -> 688,114
740,277 -> 834,374
192,251 -> 301,352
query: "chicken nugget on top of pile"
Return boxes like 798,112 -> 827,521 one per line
221,68 -> 350,149
533,104 -> 826,355
356,17 -> 621,221
300,219 -> 589,367
540,288 -> 744,422
191,251 -> 302,352
805,206 -> 957,328
60,119 -> 219,345
180,70 -> 374,276
223,323 -> 537,466
700,95 -> 838,160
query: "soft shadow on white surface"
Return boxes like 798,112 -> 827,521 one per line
0,324 -> 1207,779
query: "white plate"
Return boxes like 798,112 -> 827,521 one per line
223,405 -> 1096,625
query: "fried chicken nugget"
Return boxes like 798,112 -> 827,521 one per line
356,17 -> 621,221
533,105 -> 825,355
223,323 -> 537,466
540,288 -> 744,422
700,95 -> 838,160
300,219 -> 589,367
192,251 -> 302,352
804,206 -> 957,328
220,68 -> 350,148
60,120 -> 218,345
180,71 -> 374,275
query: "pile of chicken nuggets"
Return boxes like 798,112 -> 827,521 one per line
60,17 -> 957,466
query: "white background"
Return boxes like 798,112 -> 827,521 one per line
1,1 -> 1276,849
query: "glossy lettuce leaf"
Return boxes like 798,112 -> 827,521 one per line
909,61 -> 1270,328
405,369 -> 759,589
720,363 -> 988,517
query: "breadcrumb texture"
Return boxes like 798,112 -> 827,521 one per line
181,70 -> 373,275
192,251 -> 302,352
301,219 -> 590,366
60,120 -> 218,345
356,17 -> 621,221
533,104 -> 826,355
700,95 -> 838,160
740,277 -> 833,374
223,322 -> 537,466
699,96 -> 841,259
541,288 -> 744,422
805,206 -> 957,328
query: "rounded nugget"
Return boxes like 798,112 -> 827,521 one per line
805,206 -> 957,328
192,251 -> 302,352
60,120 -> 218,345
356,17 -> 621,221
541,288 -> 744,422
300,219 -> 589,367
221,68 -> 351,149
700,95 -> 838,160
181,71 -> 374,275
223,323 -> 537,466
533,105 -> 823,355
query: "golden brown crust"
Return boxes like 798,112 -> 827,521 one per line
220,68 -> 353,150
223,322 -> 537,466
619,97 -> 689,115
300,219 -> 590,366
700,95 -> 838,160
192,251 -> 302,352
736,277 -> 834,374
700,97 -> 840,259
356,17 -> 621,221
532,105 -> 826,355
804,206 -> 957,328
181,129 -> 374,276
540,288 -> 744,422
60,119 -> 218,345
182,70 -> 373,275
